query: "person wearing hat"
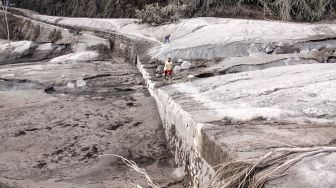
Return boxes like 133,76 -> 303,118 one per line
164,57 -> 173,80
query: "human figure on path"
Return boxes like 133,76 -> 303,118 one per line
164,58 -> 173,80
164,34 -> 170,43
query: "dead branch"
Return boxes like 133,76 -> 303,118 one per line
99,154 -> 160,188
208,146 -> 336,188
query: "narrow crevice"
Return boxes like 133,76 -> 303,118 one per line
195,72 -> 215,78
83,74 -> 112,81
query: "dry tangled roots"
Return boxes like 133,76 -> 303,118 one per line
208,146 -> 336,188
100,154 -> 160,188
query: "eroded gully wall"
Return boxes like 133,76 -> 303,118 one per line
136,57 -> 216,187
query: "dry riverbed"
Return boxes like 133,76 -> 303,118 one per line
0,46 -> 185,188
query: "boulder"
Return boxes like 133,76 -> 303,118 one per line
181,61 -> 192,70
76,79 -> 86,87
34,43 -> 57,59
67,82 -> 75,88
156,65 -> 163,74
174,65 -> 181,73
265,44 -> 274,54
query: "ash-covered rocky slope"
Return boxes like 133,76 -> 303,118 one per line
0,20 -> 185,188
2,8 -> 336,188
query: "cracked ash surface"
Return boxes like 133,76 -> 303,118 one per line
0,50 -> 185,188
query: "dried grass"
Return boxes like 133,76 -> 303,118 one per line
208,146 -> 336,188
99,154 -> 160,188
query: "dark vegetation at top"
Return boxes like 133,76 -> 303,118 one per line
12,0 -> 166,18
11,0 -> 336,24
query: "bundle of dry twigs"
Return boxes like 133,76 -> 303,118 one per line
100,154 -> 160,188
208,146 -> 336,188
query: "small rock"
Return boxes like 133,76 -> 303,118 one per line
300,50 -> 310,55
177,58 -> 183,63
81,146 -> 90,151
55,46 -> 62,53
265,44 -> 274,54
156,65 -> 163,74
44,86 -> 56,94
67,82 -> 75,88
36,43 -> 54,51
187,75 -> 194,79
106,121 -> 123,130
34,161 -> 47,169
126,102 -> 135,107
76,79 -> 86,87
14,130 -> 26,137
174,65 -> 181,73
52,148 -> 64,155
181,61 -> 192,70
82,146 -> 98,160
132,121 -> 142,127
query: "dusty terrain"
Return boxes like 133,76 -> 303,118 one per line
0,43 -> 185,188
2,8 -> 336,187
